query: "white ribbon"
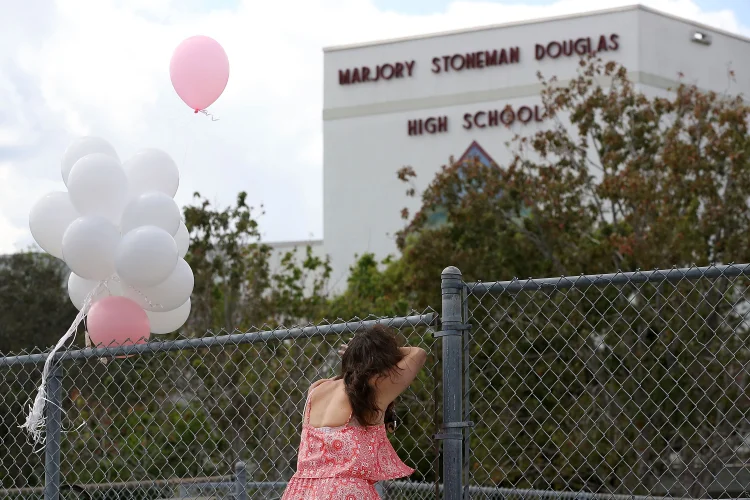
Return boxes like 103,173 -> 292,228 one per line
20,283 -> 103,446
20,277 -> 162,446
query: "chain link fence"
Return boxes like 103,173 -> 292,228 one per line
0,312 -> 440,500
462,264 -> 750,499
5,264 -> 750,500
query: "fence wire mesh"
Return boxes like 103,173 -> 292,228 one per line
0,312 -> 439,500
465,265 -> 750,499
1,353 -> 46,498
7,264 -> 750,500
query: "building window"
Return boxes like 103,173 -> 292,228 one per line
425,141 -> 498,229
423,141 -> 530,230
457,140 -> 496,167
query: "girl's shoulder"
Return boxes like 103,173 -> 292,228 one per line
308,378 -> 332,393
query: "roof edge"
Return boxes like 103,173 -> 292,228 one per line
322,4 -> 750,53
265,239 -> 324,249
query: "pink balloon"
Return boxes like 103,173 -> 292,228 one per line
87,296 -> 151,348
170,35 -> 230,112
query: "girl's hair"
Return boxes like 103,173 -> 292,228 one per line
336,324 -> 405,427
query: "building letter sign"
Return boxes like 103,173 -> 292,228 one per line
336,33 -> 620,86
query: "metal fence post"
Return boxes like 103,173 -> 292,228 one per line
234,461 -> 248,500
440,266 -> 465,500
44,363 -> 63,500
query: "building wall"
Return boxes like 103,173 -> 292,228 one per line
319,6 -> 750,292
637,9 -> 750,92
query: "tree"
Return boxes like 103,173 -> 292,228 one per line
0,252 -> 76,489
0,252 -> 75,354
327,253 -> 412,319
395,57 -> 750,290
343,56 -> 750,495
2,194 -> 338,492
58,192 -> 338,491
184,191 -> 331,334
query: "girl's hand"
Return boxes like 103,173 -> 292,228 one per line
386,420 -> 398,433
384,402 -> 398,433
337,344 -> 348,357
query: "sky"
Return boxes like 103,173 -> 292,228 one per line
1,0 -> 750,253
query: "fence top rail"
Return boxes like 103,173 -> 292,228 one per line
466,263 -> 750,295
0,312 -> 437,367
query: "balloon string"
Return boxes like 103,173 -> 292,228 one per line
20,283 -> 103,446
196,109 -> 219,121
21,277 -> 164,445
108,275 -> 163,311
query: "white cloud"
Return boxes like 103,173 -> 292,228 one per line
0,0 -> 746,254
0,165 -> 49,251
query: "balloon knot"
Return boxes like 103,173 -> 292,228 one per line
197,109 -> 219,121
194,109 -> 200,114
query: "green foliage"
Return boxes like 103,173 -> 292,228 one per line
328,253 -> 412,319
465,277 -> 750,495
0,253 -> 80,491
392,57 -> 750,291
2,192 -> 339,492
0,252 -> 76,353
368,56 -> 750,495
183,191 -> 331,333
55,191 -> 336,484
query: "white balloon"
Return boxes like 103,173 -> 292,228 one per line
61,136 -> 119,186
147,298 -> 191,334
121,192 -> 181,236
62,216 -> 120,280
116,225 -> 178,289
123,149 -> 179,199
124,258 -> 194,312
67,153 -> 129,224
67,273 -> 124,311
29,192 -> 80,259
174,221 -> 190,258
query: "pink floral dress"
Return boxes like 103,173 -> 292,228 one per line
281,383 -> 414,499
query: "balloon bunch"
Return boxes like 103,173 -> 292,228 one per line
31,136 -> 194,341
24,137 -> 194,444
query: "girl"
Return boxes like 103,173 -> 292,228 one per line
282,324 -> 427,499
